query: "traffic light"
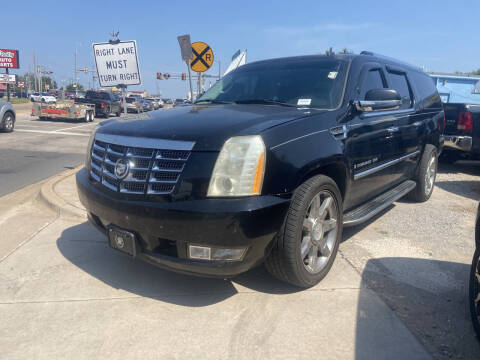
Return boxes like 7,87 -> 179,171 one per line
181,73 -> 186,81
164,73 -> 170,80
156,72 -> 163,80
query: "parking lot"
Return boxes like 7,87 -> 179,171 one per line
0,112 -> 479,359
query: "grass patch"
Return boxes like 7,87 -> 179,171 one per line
0,97 -> 30,104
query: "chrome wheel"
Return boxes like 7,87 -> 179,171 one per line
3,115 -> 13,131
301,191 -> 338,274
424,154 -> 436,196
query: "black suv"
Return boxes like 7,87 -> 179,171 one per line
77,52 -> 444,287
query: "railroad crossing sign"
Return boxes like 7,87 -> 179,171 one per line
190,41 -> 214,73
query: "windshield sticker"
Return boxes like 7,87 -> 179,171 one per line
297,98 -> 311,106
328,71 -> 338,79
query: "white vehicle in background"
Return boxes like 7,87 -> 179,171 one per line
30,92 -> 56,103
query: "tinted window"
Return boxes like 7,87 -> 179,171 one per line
409,71 -> 442,109
387,71 -> 412,109
361,69 -> 385,99
197,58 -> 348,109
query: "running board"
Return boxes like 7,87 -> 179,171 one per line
343,180 -> 416,227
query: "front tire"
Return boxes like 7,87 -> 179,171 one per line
265,175 -> 343,288
1,112 -> 14,133
408,144 -> 437,202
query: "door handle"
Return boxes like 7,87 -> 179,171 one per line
387,126 -> 400,133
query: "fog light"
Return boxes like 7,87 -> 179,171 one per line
188,245 -> 247,261
189,246 -> 211,260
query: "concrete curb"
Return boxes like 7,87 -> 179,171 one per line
38,166 -> 86,220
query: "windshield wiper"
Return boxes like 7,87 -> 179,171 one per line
194,99 -> 233,105
234,99 -> 297,107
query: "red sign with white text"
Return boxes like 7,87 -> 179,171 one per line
0,49 -> 19,69
18,81 -> 24,88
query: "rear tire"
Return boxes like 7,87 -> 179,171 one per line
470,249 -> 480,339
408,144 -> 437,202
116,109 -> 121,117
265,175 -> 343,288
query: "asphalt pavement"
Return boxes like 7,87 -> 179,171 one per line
0,108 -> 106,197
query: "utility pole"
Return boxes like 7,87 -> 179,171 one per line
74,47 -> 77,96
33,52 -> 38,91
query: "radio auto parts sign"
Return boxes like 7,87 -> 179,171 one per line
93,41 -> 141,87
0,49 -> 19,69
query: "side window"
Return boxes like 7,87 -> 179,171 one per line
387,71 -> 413,109
360,69 -> 385,99
410,72 -> 442,109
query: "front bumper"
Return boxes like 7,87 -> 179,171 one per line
444,135 -> 472,152
76,168 -> 290,277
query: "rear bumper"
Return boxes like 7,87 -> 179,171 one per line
76,168 -> 290,277
444,135 -> 472,152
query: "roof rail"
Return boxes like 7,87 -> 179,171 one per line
360,51 -> 420,71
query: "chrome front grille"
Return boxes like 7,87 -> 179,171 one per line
89,134 -> 194,195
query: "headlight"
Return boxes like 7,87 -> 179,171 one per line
207,135 -> 266,197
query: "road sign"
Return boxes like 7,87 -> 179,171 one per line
18,81 -> 24,88
45,84 -> 50,90
0,74 -> 16,84
177,35 -> 193,61
0,49 -> 19,69
190,42 -> 214,73
92,40 -> 141,87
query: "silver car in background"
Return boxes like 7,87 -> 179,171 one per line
0,101 -> 15,133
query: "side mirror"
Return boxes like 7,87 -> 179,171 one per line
355,89 -> 402,112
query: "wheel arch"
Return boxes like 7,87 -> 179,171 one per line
298,160 -> 349,201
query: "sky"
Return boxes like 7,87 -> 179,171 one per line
2,0 -> 478,98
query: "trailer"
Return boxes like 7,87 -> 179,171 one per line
31,100 -> 96,122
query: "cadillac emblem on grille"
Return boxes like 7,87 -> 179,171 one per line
114,158 -> 130,179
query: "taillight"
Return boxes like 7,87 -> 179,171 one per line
457,111 -> 473,132
101,102 -> 105,108
73,99 -> 76,104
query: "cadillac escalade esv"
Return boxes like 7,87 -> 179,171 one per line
76,52 -> 444,287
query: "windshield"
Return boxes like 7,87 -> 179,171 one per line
197,58 -> 348,109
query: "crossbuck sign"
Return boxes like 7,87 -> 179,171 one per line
93,40 -> 141,87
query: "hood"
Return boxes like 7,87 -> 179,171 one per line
97,104 -> 320,151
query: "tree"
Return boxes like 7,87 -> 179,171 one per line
66,83 -> 84,91
338,48 -> 353,54
472,69 -> 480,76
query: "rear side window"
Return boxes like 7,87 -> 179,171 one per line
387,71 -> 413,109
410,72 -> 442,109
361,69 -> 386,99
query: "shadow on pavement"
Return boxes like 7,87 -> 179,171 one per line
57,222 -> 300,307
356,257 -> 480,360
438,160 -> 480,176
435,180 -> 480,201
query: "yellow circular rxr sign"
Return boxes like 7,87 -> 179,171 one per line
190,41 -> 214,73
